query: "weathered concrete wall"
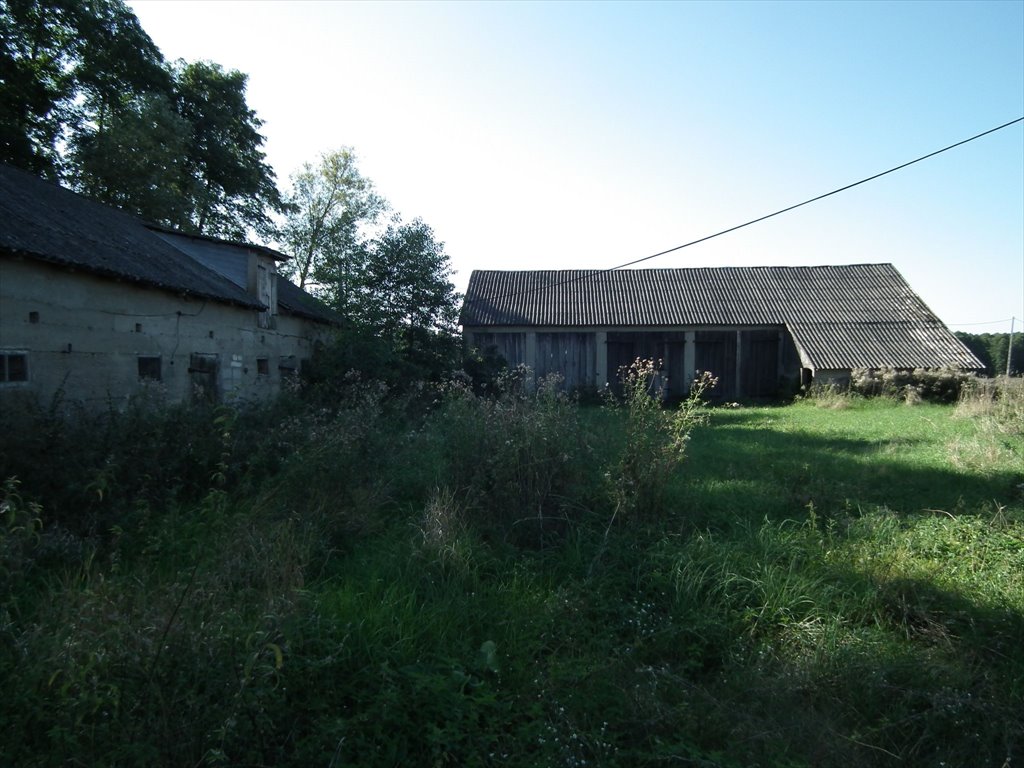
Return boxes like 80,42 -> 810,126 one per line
0,257 -> 331,409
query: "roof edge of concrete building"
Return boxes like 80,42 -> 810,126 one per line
0,163 -> 341,409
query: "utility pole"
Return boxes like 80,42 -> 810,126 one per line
1008,316 -> 1016,376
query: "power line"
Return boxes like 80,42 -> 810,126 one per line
469,116 -> 1024,304
949,318 -> 1015,327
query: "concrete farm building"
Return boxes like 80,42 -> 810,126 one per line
0,164 -> 339,408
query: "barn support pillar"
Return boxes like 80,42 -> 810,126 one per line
735,330 -> 743,399
525,332 -> 537,376
595,331 -> 608,388
684,331 -> 695,386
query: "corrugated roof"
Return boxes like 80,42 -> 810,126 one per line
0,163 -> 339,325
0,164 -> 260,308
786,322 -> 981,370
461,266 -> 982,371
276,279 -> 344,325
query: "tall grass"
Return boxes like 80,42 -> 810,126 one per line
956,375 -> 1024,434
0,376 -> 1020,766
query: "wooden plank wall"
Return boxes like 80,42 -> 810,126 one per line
536,332 -> 596,390
468,328 -> 802,399
694,331 -> 737,400
472,332 -> 527,369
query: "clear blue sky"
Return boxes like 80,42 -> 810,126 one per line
128,0 -> 1024,332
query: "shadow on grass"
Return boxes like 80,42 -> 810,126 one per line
693,567 -> 1024,767
642,509 -> 1024,766
676,407 -> 1022,526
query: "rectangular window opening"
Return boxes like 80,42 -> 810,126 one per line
1,352 -> 29,383
138,356 -> 162,381
256,357 -> 269,376
279,356 -> 298,378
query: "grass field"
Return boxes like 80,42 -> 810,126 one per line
1,386 -> 1021,766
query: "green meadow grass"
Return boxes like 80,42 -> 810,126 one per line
1,393 -> 1020,766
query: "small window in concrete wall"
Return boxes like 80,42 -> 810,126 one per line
189,353 -> 219,403
279,356 -> 298,380
138,356 -> 162,381
1,352 -> 28,383
256,357 -> 269,376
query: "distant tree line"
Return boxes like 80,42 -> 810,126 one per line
956,331 -> 1022,377
1,0 -> 459,349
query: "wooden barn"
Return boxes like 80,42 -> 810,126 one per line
460,265 -> 983,399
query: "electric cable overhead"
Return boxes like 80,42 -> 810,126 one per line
470,116 -> 1024,304
949,318 -> 1015,327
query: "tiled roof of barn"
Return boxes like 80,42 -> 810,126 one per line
785,322 -> 980,370
461,266 -> 982,370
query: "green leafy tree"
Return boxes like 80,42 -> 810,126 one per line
1,2 -> 280,238
173,60 -> 281,239
0,0 -> 75,175
956,331 -> 1023,376
77,61 -> 280,236
352,216 -> 460,334
69,0 -> 169,133
282,150 -> 459,335
281,147 -> 385,290
70,92 -> 195,224
0,0 -> 167,176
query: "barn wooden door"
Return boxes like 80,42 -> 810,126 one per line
666,341 -> 688,399
605,340 -> 635,396
694,331 -> 736,400
189,353 -> 219,403
741,331 -> 780,398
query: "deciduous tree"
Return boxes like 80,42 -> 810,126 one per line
0,0 -> 166,176
173,60 -> 281,239
71,92 -> 195,224
280,147 -> 385,290
354,216 -> 459,334
1,1 -> 281,238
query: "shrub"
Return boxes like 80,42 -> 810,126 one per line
850,367 -> 974,404
430,367 -> 596,545
300,324 -> 461,408
603,360 -> 716,521
0,395 -> 236,535
0,477 -> 43,593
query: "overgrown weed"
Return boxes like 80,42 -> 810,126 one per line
803,381 -> 857,409
602,361 -> 716,521
1,370 -> 1021,766
956,375 -> 1024,435
429,367 -> 597,547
